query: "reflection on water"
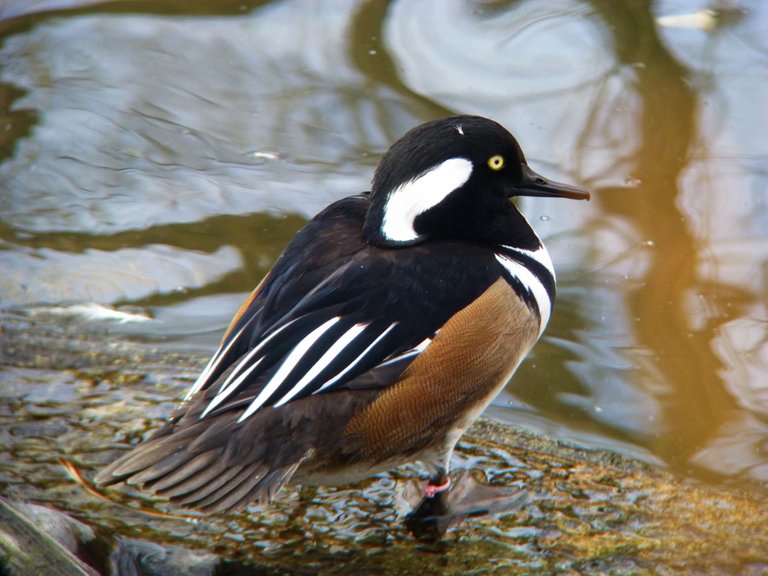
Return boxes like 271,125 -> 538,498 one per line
1,0 -> 767,542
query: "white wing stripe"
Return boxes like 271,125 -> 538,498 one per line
217,318 -> 297,389
378,335 -> 433,367
494,253 -> 551,336
272,322 -> 370,408
200,357 -> 264,418
314,322 -> 398,393
237,317 -> 341,422
185,323 -> 248,401
198,318 -> 297,418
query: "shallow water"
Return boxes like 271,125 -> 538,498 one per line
1,0 -> 767,564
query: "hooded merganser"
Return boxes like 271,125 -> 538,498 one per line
96,115 -> 589,513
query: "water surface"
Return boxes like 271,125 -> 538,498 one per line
1,0 -> 767,559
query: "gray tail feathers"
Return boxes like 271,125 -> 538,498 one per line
95,414 -> 307,513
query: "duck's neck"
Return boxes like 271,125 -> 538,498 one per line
490,205 -> 556,336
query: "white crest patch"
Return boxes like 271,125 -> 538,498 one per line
455,124 -> 464,135
380,157 -> 473,243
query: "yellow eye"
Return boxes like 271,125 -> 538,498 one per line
487,155 -> 505,171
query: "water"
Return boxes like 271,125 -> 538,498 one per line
1,0 -> 767,569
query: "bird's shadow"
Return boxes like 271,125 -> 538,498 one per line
402,470 -> 530,542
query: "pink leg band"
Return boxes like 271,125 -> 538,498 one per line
424,476 -> 451,498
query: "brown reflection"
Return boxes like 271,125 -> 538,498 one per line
0,83 -> 36,162
0,212 -> 305,306
0,0 -> 272,23
587,0 -> 750,476
349,0 -> 453,126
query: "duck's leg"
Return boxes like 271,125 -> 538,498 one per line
424,471 -> 451,498
405,465 -> 452,541
422,431 -> 460,497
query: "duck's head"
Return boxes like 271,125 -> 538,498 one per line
363,115 -> 589,247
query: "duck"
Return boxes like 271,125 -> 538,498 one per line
95,115 -> 589,513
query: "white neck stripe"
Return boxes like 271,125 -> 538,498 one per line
494,253 -> 552,337
381,157 -> 473,243
500,244 -> 555,283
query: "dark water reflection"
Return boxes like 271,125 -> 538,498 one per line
1,0 -> 767,553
